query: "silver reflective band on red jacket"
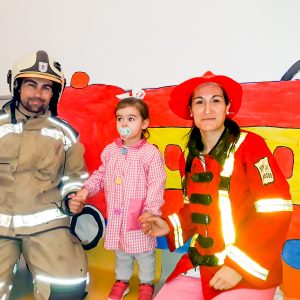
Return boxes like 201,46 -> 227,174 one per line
0,208 -> 68,228
255,199 -> 293,212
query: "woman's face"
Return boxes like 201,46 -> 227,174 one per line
190,82 -> 230,135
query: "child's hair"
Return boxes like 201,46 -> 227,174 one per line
115,97 -> 150,139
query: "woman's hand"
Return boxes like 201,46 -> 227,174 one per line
68,188 -> 89,214
139,215 -> 170,237
139,211 -> 153,221
209,265 -> 242,290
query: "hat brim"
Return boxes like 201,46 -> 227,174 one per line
70,204 -> 106,250
16,73 -> 63,85
169,74 -> 243,120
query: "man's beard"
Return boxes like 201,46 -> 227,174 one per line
23,97 -> 48,113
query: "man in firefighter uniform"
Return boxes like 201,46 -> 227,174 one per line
0,50 -> 88,299
141,71 -> 293,300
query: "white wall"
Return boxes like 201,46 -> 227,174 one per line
1,0 -> 299,95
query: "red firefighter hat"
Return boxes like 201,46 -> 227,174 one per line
169,71 -> 243,120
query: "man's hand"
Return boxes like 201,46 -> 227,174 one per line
209,265 -> 242,290
68,188 -> 89,214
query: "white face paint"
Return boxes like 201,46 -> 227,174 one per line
118,127 -> 132,140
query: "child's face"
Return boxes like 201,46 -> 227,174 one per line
116,106 -> 149,146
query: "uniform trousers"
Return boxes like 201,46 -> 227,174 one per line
0,228 -> 87,300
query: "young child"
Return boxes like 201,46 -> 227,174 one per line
69,91 -> 166,300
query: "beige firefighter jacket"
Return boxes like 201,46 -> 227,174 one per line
0,101 -> 88,237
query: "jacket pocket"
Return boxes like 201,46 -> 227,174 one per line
126,198 -> 145,231
35,169 -> 53,181
34,169 -> 53,194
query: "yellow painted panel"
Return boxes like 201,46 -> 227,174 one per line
148,126 -> 300,204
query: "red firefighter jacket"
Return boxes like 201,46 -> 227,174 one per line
164,129 -> 292,300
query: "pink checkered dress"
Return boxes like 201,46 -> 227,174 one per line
83,138 -> 166,253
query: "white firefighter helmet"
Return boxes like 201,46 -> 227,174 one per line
70,205 -> 106,250
7,50 -> 66,102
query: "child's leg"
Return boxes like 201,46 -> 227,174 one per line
135,249 -> 156,284
115,250 -> 135,281
212,287 -> 276,300
155,275 -> 204,300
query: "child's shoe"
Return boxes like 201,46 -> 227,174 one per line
108,280 -> 129,300
138,283 -> 154,300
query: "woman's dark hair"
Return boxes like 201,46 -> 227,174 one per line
186,87 -> 240,154
115,97 -> 150,139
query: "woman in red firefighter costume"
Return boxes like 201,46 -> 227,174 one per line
141,71 -> 293,300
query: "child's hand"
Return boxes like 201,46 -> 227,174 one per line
68,188 -> 89,214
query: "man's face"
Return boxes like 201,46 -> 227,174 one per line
19,77 -> 53,113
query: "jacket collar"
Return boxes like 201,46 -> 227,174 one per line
115,138 -> 147,150
3,100 -> 51,123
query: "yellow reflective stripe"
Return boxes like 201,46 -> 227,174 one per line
219,190 -> 235,245
183,195 -> 189,204
221,132 -> 247,177
221,155 -> 234,177
227,245 -> 269,280
190,234 -> 199,247
255,199 -> 293,213
215,248 -> 229,265
168,213 -> 184,249
219,132 -> 248,246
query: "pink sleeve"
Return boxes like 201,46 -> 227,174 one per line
82,165 -> 105,197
